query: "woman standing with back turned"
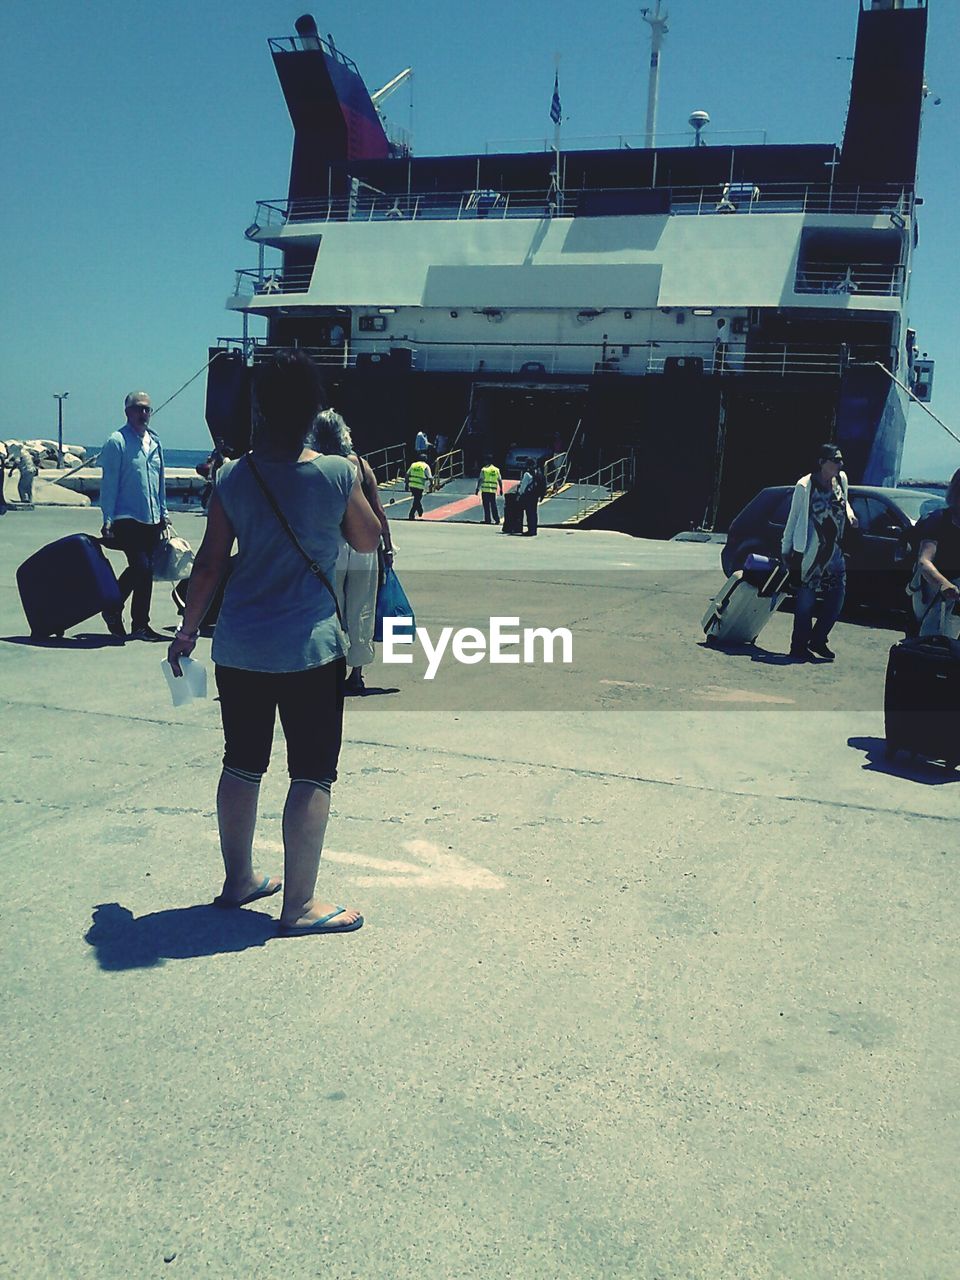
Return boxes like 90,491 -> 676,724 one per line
167,351 -> 381,936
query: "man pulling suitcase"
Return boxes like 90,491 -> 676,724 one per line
99,390 -> 172,641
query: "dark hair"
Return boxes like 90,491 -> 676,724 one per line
252,350 -> 326,453
816,442 -> 843,465
947,468 -> 960,510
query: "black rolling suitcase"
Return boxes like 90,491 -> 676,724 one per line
502,491 -> 523,535
16,533 -> 122,638
884,634 -> 960,766
171,556 -> 235,629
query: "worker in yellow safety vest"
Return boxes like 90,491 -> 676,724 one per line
405,454 -> 433,520
475,455 -> 504,525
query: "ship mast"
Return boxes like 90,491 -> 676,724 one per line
641,1 -> 669,149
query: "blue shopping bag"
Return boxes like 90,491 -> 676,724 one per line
374,566 -> 415,642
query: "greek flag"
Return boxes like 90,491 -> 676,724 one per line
550,72 -> 562,125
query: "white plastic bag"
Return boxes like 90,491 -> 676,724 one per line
161,657 -> 207,706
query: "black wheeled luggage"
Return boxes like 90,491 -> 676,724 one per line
171,556 -> 235,629
16,533 -> 122,638
702,554 -> 790,647
884,634 -> 960,766
502,491 -> 523,535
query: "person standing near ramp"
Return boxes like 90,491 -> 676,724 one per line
406,454 -> 432,520
475,455 -> 503,525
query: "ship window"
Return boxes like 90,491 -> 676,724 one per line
358,315 -> 387,332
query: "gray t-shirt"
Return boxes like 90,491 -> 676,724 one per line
212,453 -> 355,672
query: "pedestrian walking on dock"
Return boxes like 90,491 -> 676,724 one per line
99,391 -> 171,641
781,443 -> 857,662
517,459 -> 546,535
167,350 -> 381,935
311,408 -> 395,695
16,449 -> 38,504
914,467 -> 960,639
476,455 -> 503,525
406,454 -> 432,519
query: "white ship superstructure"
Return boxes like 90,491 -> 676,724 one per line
208,2 -> 933,535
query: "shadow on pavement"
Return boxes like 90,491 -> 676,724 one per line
346,685 -> 401,698
1,632 -> 122,649
84,901 -> 275,970
848,736 -> 960,784
699,640 -> 796,666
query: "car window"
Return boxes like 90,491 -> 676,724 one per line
862,499 -> 906,536
850,495 -> 872,530
917,497 -> 947,521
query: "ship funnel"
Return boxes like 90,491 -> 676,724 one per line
294,14 -> 322,51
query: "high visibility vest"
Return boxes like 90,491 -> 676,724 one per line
407,461 -> 429,489
479,465 -> 501,493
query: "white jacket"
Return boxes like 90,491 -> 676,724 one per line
780,471 -> 854,579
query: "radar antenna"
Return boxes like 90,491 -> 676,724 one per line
689,110 -> 710,147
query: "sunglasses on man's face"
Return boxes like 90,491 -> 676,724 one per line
131,404 -> 152,413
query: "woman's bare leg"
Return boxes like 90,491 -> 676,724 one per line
216,770 -> 280,902
278,781 -> 360,928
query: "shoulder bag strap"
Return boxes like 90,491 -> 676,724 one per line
245,454 -> 345,629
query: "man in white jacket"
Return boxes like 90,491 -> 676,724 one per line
780,443 -> 857,662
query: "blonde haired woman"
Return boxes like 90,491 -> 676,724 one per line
311,409 -> 394,694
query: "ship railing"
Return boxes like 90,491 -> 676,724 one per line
794,262 -> 905,297
484,130 -> 770,153
543,452 -> 569,492
570,455 -> 637,522
668,184 -> 912,217
647,347 -> 845,377
433,449 -> 465,489
250,342 -> 356,368
267,35 -> 361,74
248,183 -> 912,228
241,339 -> 850,379
233,266 -> 314,296
364,442 -> 408,487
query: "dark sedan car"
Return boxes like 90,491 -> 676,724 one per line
721,485 -> 945,612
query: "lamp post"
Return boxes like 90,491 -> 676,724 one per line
53,392 -> 69,467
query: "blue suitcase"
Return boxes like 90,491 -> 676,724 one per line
17,534 -> 122,638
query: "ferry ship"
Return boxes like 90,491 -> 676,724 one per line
206,1 -> 934,537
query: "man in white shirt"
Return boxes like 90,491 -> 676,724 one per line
99,391 -> 171,641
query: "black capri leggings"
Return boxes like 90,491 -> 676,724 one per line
215,659 -> 346,791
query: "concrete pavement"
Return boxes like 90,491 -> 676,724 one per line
2,506 -> 957,1279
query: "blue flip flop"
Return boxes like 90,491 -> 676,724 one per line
277,906 -> 364,936
213,876 -> 282,909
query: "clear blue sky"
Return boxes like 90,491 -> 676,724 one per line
2,0 -> 956,477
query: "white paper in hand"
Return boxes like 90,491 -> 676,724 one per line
161,657 -> 208,706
